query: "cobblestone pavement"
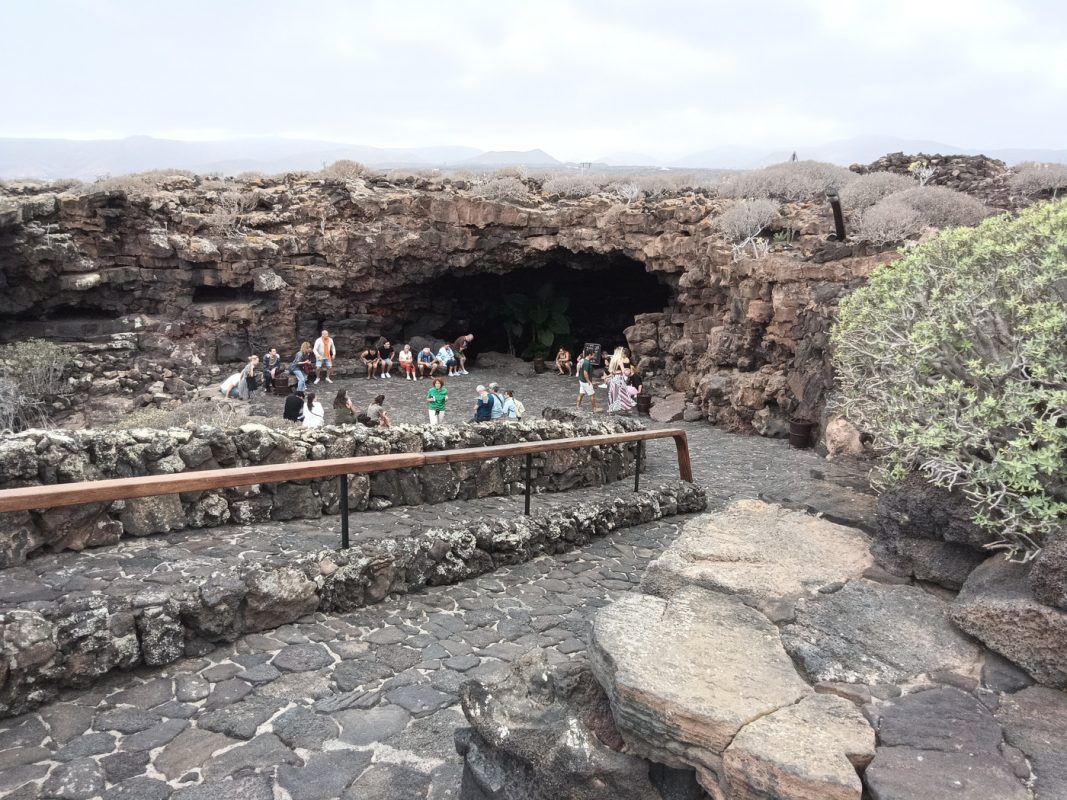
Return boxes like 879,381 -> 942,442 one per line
0,416 -> 875,799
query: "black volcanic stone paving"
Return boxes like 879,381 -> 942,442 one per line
0,419 -> 877,798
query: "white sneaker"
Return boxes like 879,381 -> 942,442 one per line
314,378 -> 320,384
461,370 -> 469,375
325,377 -> 333,383
598,383 -> 607,388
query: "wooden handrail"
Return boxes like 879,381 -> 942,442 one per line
0,428 -> 693,514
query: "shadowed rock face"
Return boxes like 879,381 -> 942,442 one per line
0,177 -> 892,431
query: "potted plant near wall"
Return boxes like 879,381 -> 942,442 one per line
500,285 -> 571,374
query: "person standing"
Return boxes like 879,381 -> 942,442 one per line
283,389 -> 305,422
427,377 -> 447,425
576,348 -> 598,412
302,391 -> 325,428
313,329 -> 336,384
378,340 -> 395,379
452,333 -> 473,375
289,342 -> 313,392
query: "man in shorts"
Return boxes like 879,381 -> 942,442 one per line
313,329 -> 336,384
576,348 -> 598,412
378,340 -> 395,379
417,347 -> 438,379
452,333 -> 473,375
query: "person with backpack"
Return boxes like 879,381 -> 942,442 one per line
576,348 -> 599,412
502,389 -> 524,420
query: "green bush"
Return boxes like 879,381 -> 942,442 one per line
832,199 -> 1067,560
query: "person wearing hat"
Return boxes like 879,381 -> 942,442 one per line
471,384 -> 495,422
487,382 -> 504,420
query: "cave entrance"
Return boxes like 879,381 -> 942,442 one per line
397,251 -> 672,361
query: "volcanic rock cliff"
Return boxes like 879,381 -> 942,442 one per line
0,173 -> 895,432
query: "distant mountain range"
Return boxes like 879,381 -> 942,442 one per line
1,135 -> 1063,180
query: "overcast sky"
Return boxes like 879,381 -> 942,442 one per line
2,0 -> 1064,160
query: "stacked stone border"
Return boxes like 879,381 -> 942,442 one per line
0,480 -> 705,718
0,415 -> 644,566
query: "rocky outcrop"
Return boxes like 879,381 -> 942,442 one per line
996,686 -> 1067,799
589,586 -> 814,792
0,174 -> 897,436
641,499 -> 873,620
951,557 -> 1067,689
850,153 -> 1015,208
455,651 -> 669,800
0,479 -> 706,718
782,580 -> 982,685
1031,528 -> 1067,611
0,415 -> 642,565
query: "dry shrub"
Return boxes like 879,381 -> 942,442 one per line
0,339 -> 72,431
840,172 -> 916,212
720,160 -> 855,201
320,160 -> 369,181
472,176 -> 530,203
633,174 -> 677,197
716,198 -> 780,242
611,182 -> 643,205
853,198 -> 924,245
541,175 -> 599,199
1011,162 -> 1067,197
889,186 -> 992,228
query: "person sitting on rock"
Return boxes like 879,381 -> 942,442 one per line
261,347 -> 284,390
471,384 -> 495,423
360,344 -> 381,379
288,341 -> 314,392
398,344 -> 416,380
378,340 -> 395,379
417,347 -> 438,379
502,389 -> 523,420
438,342 -> 458,377
313,329 -> 337,385
237,355 -> 259,400
332,389 -> 359,425
283,389 -> 305,422
488,382 -> 505,420
302,391 -> 325,428
555,346 -> 573,375
365,394 -> 390,427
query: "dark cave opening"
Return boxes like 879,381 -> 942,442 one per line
395,253 -> 673,361
192,284 -> 253,304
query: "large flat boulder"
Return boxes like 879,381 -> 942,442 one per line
589,586 -> 811,780
723,693 -> 874,800
782,580 -> 982,685
996,686 -> 1067,799
951,557 -> 1067,688
641,500 -> 873,617
864,748 -> 1028,800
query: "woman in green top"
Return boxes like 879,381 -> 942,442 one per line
427,377 -> 447,426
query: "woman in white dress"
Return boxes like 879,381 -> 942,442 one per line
302,391 -> 325,428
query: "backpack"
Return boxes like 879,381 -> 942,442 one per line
513,399 -> 526,420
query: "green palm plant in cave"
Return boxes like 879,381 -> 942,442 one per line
499,283 -> 571,358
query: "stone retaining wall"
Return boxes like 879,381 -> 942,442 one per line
0,415 -> 644,567
0,480 -> 706,718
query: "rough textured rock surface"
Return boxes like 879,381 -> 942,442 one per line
722,693 -> 874,800
864,687 -> 1030,800
952,557 -> 1067,689
0,416 -> 642,565
1030,528 -> 1067,611
996,686 -> 1067,799
782,579 -> 982,685
455,650 -> 664,800
0,479 -> 705,717
641,499 -> 873,617
851,152 -> 1016,207
589,585 -> 811,783
874,473 -> 995,552
0,176 -> 898,436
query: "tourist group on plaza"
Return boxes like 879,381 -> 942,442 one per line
220,329 -> 644,429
